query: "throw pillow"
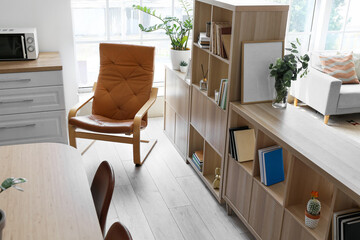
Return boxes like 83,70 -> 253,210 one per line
319,54 -> 359,84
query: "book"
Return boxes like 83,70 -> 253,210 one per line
217,79 -> 227,105
192,153 -> 203,172
341,215 -> 360,240
229,126 -> 250,159
219,27 -> 231,58
258,146 -> 284,186
333,209 -> 360,240
222,34 -> 231,59
233,128 -> 256,162
343,219 -> 360,240
258,145 -> 281,184
194,150 -> 204,162
198,32 -> 210,42
220,80 -> 228,110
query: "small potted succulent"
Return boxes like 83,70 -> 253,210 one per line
0,177 -> 27,240
305,191 -> 321,229
179,61 -> 188,73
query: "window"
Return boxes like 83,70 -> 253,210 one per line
71,0 -> 191,93
270,0 -> 317,52
325,0 -> 360,50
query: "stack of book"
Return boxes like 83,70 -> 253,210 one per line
229,126 -> 255,163
210,22 -> 231,59
191,150 -> 203,172
216,79 -> 228,110
258,146 -> 285,186
198,32 -> 210,49
333,209 -> 360,240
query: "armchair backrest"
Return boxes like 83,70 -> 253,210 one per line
92,43 -> 155,120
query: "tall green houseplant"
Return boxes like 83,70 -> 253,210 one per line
269,39 -> 310,108
133,0 -> 193,70
133,0 -> 193,50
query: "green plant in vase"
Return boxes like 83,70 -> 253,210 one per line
0,177 -> 27,240
133,0 -> 193,70
269,39 -> 310,108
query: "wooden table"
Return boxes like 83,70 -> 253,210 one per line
0,143 -> 103,240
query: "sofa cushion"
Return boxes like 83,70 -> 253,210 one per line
320,54 -> 359,84
338,84 -> 360,109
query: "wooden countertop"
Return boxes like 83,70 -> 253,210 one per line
0,143 -> 103,240
0,52 -> 62,74
231,102 -> 360,203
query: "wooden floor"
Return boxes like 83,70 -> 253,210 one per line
78,117 -> 254,240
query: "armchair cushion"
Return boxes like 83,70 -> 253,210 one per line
69,114 -> 147,134
92,43 -> 155,121
338,84 -> 360,109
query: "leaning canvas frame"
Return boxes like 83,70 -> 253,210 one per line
241,40 -> 284,104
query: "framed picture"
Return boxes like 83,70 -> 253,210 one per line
241,40 -> 284,104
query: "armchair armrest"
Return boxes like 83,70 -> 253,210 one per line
134,88 -> 158,124
291,67 -> 342,115
68,94 -> 94,119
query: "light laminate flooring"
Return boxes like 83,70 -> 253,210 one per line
78,117 -> 254,240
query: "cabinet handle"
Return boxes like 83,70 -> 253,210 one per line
0,99 -> 34,104
0,123 -> 36,130
0,79 -> 31,83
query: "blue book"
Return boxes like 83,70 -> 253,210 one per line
262,147 -> 284,186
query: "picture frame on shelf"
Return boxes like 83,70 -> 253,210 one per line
241,40 -> 284,104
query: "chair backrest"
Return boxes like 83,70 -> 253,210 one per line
90,161 -> 115,236
105,221 -> 133,240
92,43 -> 155,121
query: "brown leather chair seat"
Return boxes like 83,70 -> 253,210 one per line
69,114 -> 147,134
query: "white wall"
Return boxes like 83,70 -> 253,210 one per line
0,0 -> 78,110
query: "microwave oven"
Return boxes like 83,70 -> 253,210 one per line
0,28 -> 39,61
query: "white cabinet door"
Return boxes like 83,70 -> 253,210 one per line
0,86 -> 65,115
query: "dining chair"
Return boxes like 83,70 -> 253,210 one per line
91,161 -> 115,236
105,221 -> 133,240
68,43 -> 158,166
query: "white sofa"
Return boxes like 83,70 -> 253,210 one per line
290,53 -> 360,124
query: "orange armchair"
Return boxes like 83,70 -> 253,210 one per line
68,43 -> 157,166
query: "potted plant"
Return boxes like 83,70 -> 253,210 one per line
133,0 -> 193,70
0,177 -> 27,240
305,191 -> 321,229
269,39 -> 310,108
179,61 -> 188,73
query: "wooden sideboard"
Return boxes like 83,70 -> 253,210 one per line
0,52 -> 67,146
224,102 -> 360,240
164,65 -> 191,159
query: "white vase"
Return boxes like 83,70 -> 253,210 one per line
170,48 -> 191,70
180,66 -> 188,73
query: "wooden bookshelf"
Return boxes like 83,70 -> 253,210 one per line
188,0 -> 289,202
223,102 -> 360,240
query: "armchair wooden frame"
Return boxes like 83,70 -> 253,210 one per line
68,85 -> 158,166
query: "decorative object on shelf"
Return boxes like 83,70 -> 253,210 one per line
133,0 -> 193,70
199,64 -> 208,91
206,22 -> 211,37
213,167 -> 221,189
305,191 -> 321,229
179,61 -> 188,73
241,40 -> 284,104
269,38 -> 310,108
0,177 -> 27,240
